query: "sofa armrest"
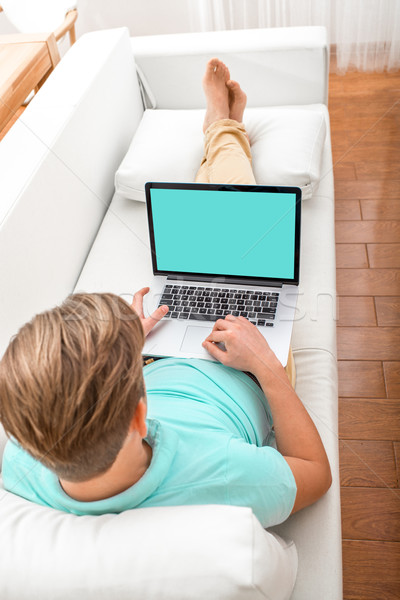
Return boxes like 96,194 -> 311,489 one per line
132,26 -> 329,109
0,28 -> 143,357
0,493 -> 297,600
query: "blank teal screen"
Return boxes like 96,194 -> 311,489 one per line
150,188 -> 297,280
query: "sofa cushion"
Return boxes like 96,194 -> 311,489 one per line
114,106 -> 326,202
273,348 -> 341,600
0,489 -> 297,600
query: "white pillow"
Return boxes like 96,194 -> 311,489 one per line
115,109 -> 204,202
115,106 -> 326,202
0,486 -> 297,600
247,106 -> 327,200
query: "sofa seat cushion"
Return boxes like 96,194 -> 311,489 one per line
272,348 -> 341,600
114,105 -> 327,202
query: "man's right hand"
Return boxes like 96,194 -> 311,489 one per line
202,315 -> 281,376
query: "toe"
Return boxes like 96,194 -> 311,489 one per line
206,58 -> 220,75
211,58 -> 222,69
227,80 -> 241,95
207,58 -> 230,80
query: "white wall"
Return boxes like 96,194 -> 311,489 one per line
76,0 -> 194,37
1,0 -> 396,43
0,10 -> 17,34
0,0 -> 195,37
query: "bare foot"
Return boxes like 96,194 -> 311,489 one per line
227,79 -> 247,124
202,58 -> 230,132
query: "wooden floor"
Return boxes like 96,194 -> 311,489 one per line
330,59 -> 400,599
1,56 -> 399,600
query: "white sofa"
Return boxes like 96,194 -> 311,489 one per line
0,27 -> 341,599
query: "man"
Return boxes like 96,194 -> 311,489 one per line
0,60 -> 331,527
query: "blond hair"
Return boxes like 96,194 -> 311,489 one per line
0,293 -> 145,482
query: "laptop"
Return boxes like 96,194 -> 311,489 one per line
143,182 -> 301,366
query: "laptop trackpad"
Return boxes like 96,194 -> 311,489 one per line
180,326 -> 212,353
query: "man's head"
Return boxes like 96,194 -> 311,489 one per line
0,293 -> 145,482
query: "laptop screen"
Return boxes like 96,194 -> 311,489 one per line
146,183 -> 301,285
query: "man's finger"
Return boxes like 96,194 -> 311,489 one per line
132,287 -> 151,315
132,287 -> 149,302
149,304 -> 169,323
225,314 -> 237,321
202,340 -> 227,363
204,330 -> 225,343
211,318 -> 232,332
238,315 -> 250,323
141,305 -> 169,336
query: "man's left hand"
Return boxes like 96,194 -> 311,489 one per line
131,287 -> 168,336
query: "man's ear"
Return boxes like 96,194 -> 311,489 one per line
128,399 -> 148,439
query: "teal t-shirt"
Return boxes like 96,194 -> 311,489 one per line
2,358 -> 296,527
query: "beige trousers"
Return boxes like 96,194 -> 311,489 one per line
195,119 -> 296,387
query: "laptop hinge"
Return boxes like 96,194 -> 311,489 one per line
166,275 -> 283,288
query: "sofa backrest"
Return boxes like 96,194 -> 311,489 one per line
0,28 -> 143,358
132,26 -> 329,109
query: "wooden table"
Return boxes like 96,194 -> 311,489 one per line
0,33 -> 60,133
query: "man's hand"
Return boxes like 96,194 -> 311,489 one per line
131,287 -> 168,337
202,315 -> 281,376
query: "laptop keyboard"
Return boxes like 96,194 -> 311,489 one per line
158,284 -> 279,327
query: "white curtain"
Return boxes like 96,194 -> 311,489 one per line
188,0 -> 400,72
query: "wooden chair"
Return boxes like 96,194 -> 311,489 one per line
53,8 -> 78,46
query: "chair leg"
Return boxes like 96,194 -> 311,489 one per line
69,24 -> 76,45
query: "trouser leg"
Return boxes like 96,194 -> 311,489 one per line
195,119 -> 256,184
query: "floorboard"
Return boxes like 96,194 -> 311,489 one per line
367,243 -> 400,268
361,199 -> 400,220
336,244 -> 368,268
334,180 -> 400,199
339,440 -> 398,488
342,540 -> 400,600
383,362 -> 400,398
338,361 -> 385,397
337,268 -> 400,296
355,161 -> 400,180
375,297 -> 400,326
394,443 -> 400,486
337,297 -> 376,327
337,327 -> 400,360
341,488 -> 400,541
339,398 -> 400,440
335,199 -> 362,220
335,221 -> 400,243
